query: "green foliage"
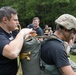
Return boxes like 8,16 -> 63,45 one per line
70,54 -> 76,63
53,0 -> 70,3
0,0 -> 76,28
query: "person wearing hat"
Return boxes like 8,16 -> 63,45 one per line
41,14 -> 76,75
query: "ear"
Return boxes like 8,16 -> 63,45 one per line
2,17 -> 7,24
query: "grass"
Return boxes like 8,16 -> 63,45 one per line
70,54 -> 76,63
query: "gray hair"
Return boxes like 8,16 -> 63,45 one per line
0,6 -> 18,22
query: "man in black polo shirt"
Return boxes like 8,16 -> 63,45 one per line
27,17 -> 44,36
27,17 -> 44,41
0,6 -> 34,75
41,14 -> 76,75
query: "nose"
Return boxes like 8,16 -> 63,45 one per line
16,20 -> 19,25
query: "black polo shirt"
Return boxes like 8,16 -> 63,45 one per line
41,37 -> 70,68
27,24 -> 44,36
34,27 -> 44,36
0,27 -> 18,75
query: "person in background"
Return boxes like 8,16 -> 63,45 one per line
27,23 -> 34,29
44,25 -> 53,36
70,34 -> 76,55
0,6 -> 34,75
27,17 -> 44,36
27,17 -> 44,41
64,38 -> 76,72
43,25 -> 49,32
41,14 -> 76,75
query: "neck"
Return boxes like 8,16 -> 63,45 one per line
0,23 -> 10,33
34,26 -> 39,29
54,30 -> 65,41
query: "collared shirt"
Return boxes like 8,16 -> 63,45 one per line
0,27 -> 18,75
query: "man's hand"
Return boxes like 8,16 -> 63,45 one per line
20,28 -> 35,36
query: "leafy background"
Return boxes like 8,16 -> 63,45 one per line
0,0 -> 76,30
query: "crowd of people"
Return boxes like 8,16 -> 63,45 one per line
0,6 -> 76,75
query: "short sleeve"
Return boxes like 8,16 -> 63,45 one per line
49,42 -> 70,68
0,35 -> 10,55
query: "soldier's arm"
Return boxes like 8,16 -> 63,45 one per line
59,65 -> 76,75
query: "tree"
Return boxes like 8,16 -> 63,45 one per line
0,0 -> 76,29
